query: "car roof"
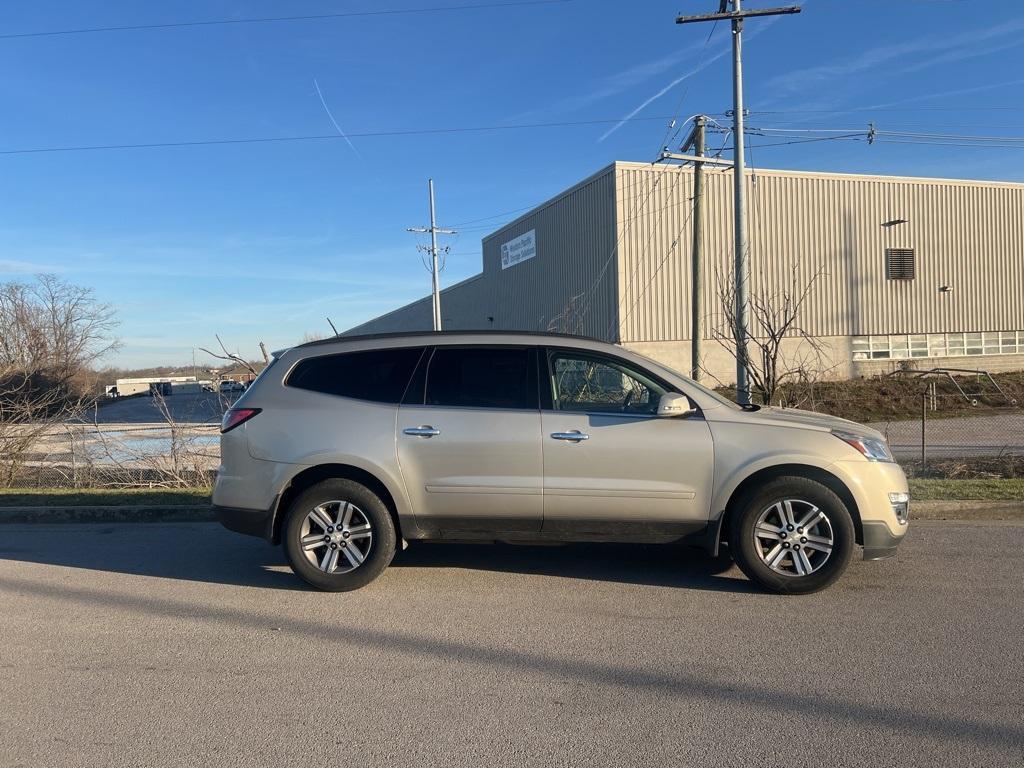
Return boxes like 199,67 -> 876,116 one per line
294,330 -> 608,350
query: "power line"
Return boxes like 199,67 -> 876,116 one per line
0,0 -> 573,40
452,205 -> 538,227
876,129 -> 1024,143
876,138 -> 1024,149
742,106 -> 1024,114
0,115 -> 677,157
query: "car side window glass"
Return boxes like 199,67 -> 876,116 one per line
549,353 -> 667,414
425,347 -> 537,410
287,347 -> 424,403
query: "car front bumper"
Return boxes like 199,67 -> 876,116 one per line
861,519 -> 907,560
827,458 -> 909,560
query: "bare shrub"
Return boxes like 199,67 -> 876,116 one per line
709,263 -> 827,405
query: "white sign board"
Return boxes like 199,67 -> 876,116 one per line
500,230 -> 536,270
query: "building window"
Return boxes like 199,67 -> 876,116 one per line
852,332 -> 1022,361
885,248 -> 916,280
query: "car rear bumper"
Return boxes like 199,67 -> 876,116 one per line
214,503 -> 275,542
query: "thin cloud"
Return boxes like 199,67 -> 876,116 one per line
505,38 -> 714,124
865,78 -> 1024,111
765,17 -> 1024,99
0,258 -> 65,275
598,18 -> 780,143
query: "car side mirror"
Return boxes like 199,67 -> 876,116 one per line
657,392 -> 695,418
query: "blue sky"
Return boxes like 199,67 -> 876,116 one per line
1,0 -> 1023,368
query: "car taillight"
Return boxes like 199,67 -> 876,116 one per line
221,407 -> 261,433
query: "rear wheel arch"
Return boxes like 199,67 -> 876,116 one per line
718,464 -> 863,548
272,463 -> 404,545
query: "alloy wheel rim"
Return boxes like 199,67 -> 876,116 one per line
753,498 -> 834,577
300,500 -> 373,574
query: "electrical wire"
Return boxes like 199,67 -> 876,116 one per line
0,1 -> 574,40
658,20 -> 723,154
452,205 -> 538,227
0,115 -> 679,156
876,138 -> 1024,149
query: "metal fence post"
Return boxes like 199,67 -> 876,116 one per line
920,391 -> 927,474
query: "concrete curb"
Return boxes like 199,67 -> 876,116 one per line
0,505 -> 215,525
910,500 -> 1024,521
0,500 -> 1020,524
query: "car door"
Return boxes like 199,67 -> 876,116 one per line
396,345 -> 543,535
540,347 -> 714,537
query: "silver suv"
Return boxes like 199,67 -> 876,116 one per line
213,332 -> 909,594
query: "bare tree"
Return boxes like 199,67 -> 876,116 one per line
545,292 -> 586,336
710,263 -> 826,406
0,274 -> 118,382
0,275 -> 119,486
198,334 -> 258,376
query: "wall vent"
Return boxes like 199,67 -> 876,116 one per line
885,248 -> 916,280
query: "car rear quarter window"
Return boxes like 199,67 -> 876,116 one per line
287,347 -> 424,403
425,346 -> 537,410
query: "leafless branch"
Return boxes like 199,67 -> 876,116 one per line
710,262 -> 827,405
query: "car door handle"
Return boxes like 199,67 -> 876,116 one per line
551,430 -> 589,442
403,426 -> 440,438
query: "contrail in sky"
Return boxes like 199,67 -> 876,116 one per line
313,78 -> 363,159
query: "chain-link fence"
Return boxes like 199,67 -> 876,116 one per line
8,423 -> 219,489
798,392 -> 1020,479
7,390 -> 1023,489
868,394 -> 1023,478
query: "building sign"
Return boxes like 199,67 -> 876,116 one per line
500,230 -> 536,270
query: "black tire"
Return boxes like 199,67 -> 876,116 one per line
283,478 -> 396,592
729,476 -> 855,595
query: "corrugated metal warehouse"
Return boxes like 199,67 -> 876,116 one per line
348,161 -> 1024,385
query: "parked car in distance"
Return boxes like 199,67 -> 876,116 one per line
219,380 -> 245,393
213,332 -> 909,594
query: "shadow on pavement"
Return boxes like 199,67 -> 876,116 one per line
2,572 -> 1022,753
0,523 -> 301,591
0,523 -> 750,593
393,540 -> 753,593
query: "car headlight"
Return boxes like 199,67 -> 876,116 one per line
832,430 -> 894,462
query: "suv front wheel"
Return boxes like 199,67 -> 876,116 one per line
283,478 -> 396,591
729,476 -> 855,594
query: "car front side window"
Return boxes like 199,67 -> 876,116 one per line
548,352 -> 668,415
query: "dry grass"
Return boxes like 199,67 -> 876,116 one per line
717,371 -> 1024,422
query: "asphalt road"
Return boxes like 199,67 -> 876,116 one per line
89,391 -> 237,424
870,411 -> 1024,459
1,522 -> 1022,768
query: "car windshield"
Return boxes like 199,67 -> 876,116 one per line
625,349 -> 743,411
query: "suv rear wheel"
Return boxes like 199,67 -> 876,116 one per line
283,478 -> 396,591
729,476 -> 855,594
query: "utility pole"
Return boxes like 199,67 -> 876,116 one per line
680,115 -> 707,381
407,178 -> 457,331
677,1 -> 801,404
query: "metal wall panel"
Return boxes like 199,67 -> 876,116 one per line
347,166 -> 620,339
614,162 -> 1024,341
350,161 -> 1024,345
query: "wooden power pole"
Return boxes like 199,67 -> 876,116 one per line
677,1 -> 801,403
683,115 -> 707,381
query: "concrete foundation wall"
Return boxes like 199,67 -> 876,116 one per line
623,338 -> 1023,390
622,336 -> 855,389
852,353 -> 1024,378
